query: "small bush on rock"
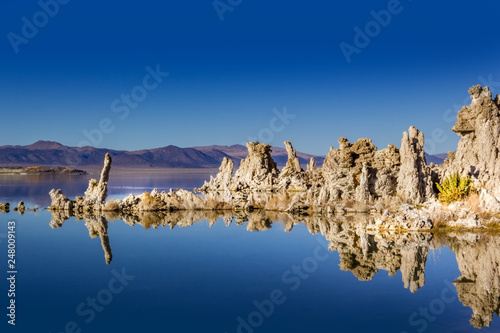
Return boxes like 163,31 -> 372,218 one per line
436,172 -> 471,203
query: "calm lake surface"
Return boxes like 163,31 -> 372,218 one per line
1,172 -> 499,333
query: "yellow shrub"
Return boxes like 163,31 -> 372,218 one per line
436,172 -> 471,204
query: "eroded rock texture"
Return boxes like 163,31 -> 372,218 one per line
277,141 -> 307,191
443,85 -> 500,202
368,204 -> 433,231
231,142 -> 279,191
121,188 -> 206,212
194,137 -> 437,229
397,126 -> 434,204
83,153 -> 112,204
49,153 -> 112,212
49,189 -> 73,211
199,157 -> 234,192
199,139 -> 403,208
316,138 -> 400,204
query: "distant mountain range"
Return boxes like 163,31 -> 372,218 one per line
425,152 -> 448,165
0,141 -> 324,169
0,141 -> 447,169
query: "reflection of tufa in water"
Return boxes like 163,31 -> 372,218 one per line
50,210 -> 430,292
49,209 -> 500,328
84,215 -> 113,265
9,201 -> 38,215
303,215 -> 430,293
50,211 -> 112,265
436,233 -> 500,328
0,202 -> 10,213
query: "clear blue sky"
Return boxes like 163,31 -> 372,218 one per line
1,0 -> 499,155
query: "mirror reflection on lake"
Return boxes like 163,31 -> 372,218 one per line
1,172 -> 499,332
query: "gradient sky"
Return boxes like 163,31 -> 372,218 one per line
1,0 -> 499,155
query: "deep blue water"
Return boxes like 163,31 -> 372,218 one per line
1,173 -> 499,333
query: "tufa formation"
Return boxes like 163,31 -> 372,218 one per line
49,85 -> 500,230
